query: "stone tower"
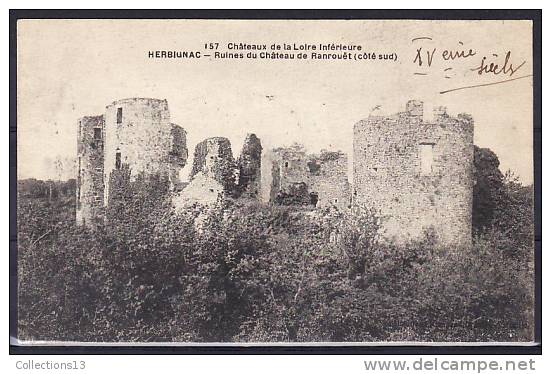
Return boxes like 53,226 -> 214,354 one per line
76,98 -> 187,226
103,98 -> 187,204
353,100 -> 474,246
237,133 -> 262,198
76,115 -> 105,226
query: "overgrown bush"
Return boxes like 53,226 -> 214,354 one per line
17,167 -> 534,342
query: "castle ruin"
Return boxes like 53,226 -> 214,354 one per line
76,97 -> 474,247
76,115 -> 105,226
76,98 -> 187,226
266,144 -> 351,210
237,134 -> 263,199
353,100 -> 474,246
175,137 -> 237,207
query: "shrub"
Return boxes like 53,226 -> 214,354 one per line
17,174 -> 534,342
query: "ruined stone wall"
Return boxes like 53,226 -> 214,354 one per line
76,115 -> 105,226
174,136 -> 236,209
308,151 -> 351,210
169,123 -> 188,185
103,98 -> 185,203
174,172 -> 225,209
237,134 -> 262,198
190,137 -> 236,192
269,145 -> 310,202
269,145 -> 350,209
353,100 -> 473,247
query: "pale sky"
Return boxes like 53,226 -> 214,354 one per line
17,19 -> 534,184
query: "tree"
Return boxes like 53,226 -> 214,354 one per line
473,146 -> 505,232
473,146 -> 534,257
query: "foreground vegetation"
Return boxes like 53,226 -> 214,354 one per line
17,147 -> 534,342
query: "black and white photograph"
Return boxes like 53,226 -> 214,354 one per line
13,16 -> 538,347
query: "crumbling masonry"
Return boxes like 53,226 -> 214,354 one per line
266,144 -> 351,210
353,100 -> 474,247
76,115 -> 105,226
76,98 -> 187,226
238,134 -> 263,198
76,98 -> 266,222
174,134 -> 263,208
176,137 -> 237,207
76,97 -> 473,247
